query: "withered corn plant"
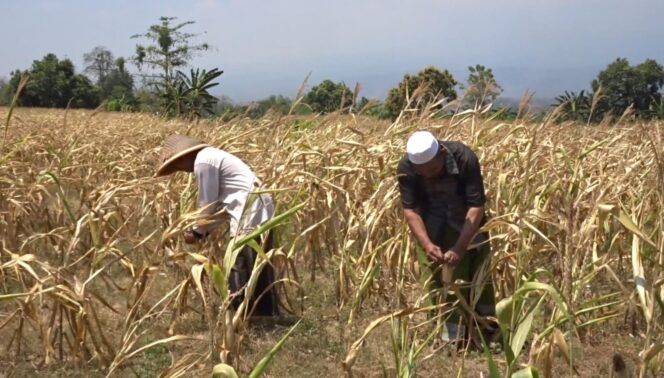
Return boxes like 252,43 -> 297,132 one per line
0,102 -> 662,377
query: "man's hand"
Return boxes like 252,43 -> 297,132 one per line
443,248 -> 465,266
424,243 -> 445,264
183,229 -> 199,244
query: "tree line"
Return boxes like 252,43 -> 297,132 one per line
1,16 -> 663,123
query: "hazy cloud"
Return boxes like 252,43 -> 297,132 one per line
1,0 -> 662,101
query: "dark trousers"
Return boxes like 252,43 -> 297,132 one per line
228,231 -> 279,316
416,225 -> 496,340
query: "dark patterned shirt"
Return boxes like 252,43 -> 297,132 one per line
397,140 -> 487,239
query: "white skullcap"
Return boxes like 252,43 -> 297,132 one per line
406,131 -> 439,164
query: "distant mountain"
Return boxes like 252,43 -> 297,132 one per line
489,65 -> 600,99
213,64 -> 602,107
494,96 -> 556,112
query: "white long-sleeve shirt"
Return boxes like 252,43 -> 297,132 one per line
193,147 -> 273,236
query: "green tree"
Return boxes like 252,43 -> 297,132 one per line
134,87 -> 161,112
131,16 -> 210,88
303,80 -> 353,113
159,77 -> 189,116
246,95 -> 292,118
158,68 -> 222,119
101,57 -> 137,111
356,96 -> 371,112
464,64 -> 502,107
178,68 -> 223,119
650,98 -> 664,119
354,97 -> 389,118
7,53 -> 99,108
384,66 -> 458,120
83,46 -> 115,86
0,77 -> 10,105
591,58 -> 664,117
553,90 -> 591,122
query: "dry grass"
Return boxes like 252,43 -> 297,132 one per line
0,106 -> 662,377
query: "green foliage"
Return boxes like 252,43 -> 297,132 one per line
367,106 -> 391,119
247,320 -> 301,378
553,90 -> 591,122
384,66 -> 458,120
7,53 -> 100,108
650,98 -> 664,119
216,95 -> 309,121
464,64 -> 503,107
0,77 -> 10,105
356,97 -> 391,119
101,57 -> 137,111
592,57 -> 664,117
213,96 -> 238,120
157,76 -> 187,117
134,88 -> 161,113
495,272 -> 572,376
246,95 -> 292,118
356,96 -> 371,112
303,80 -> 354,113
289,102 -> 312,116
292,118 -> 314,131
104,95 -> 136,112
136,344 -> 171,377
132,16 -> 210,88
177,68 -> 222,119
388,316 -> 439,378
488,106 -> 519,121
210,321 -> 301,378
157,68 -> 222,119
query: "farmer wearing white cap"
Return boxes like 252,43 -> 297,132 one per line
397,131 -> 496,346
156,134 -> 279,316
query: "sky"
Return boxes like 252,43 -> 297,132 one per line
1,0 -> 663,102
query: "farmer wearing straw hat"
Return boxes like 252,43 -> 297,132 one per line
397,131 -> 497,346
156,134 -> 279,316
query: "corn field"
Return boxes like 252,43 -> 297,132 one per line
0,106 -> 663,377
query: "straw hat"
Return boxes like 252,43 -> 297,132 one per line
156,135 -> 210,177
